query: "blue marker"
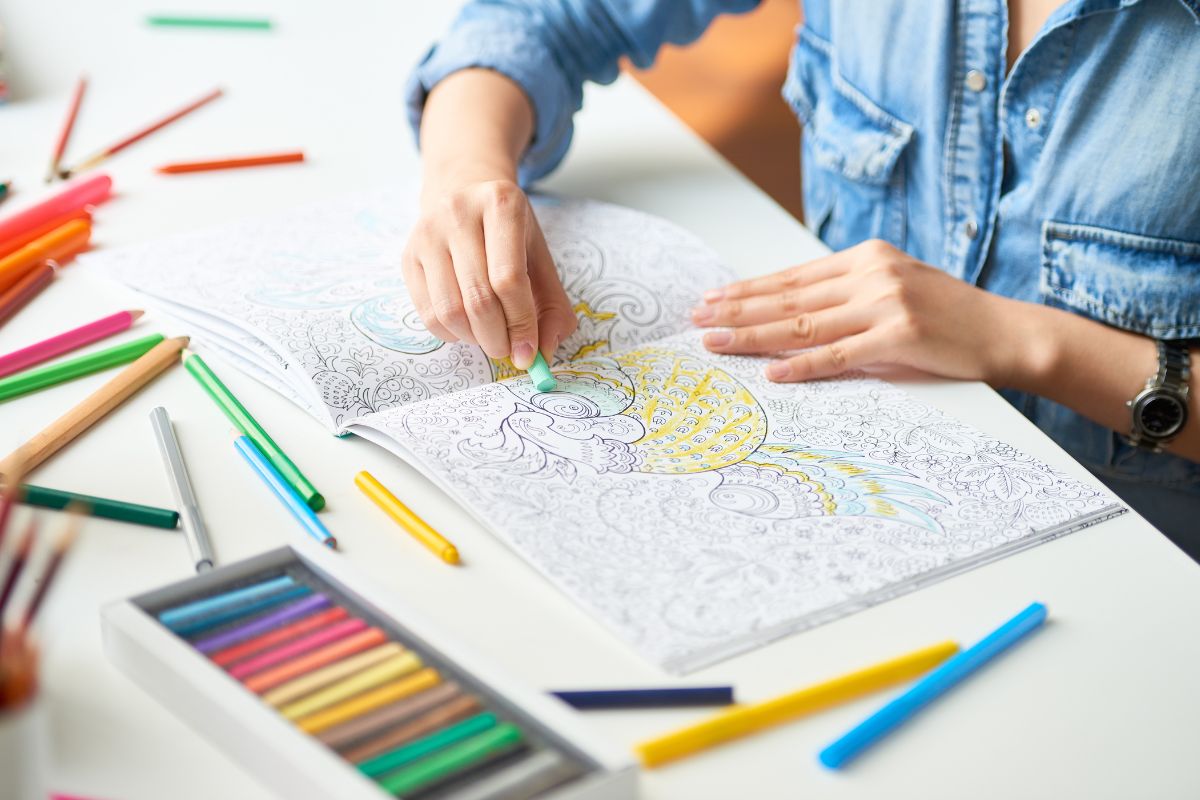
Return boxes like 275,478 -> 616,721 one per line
234,434 -> 337,550
158,574 -> 295,629
819,602 -> 1048,769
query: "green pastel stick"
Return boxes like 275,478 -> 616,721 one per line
0,333 -> 165,402
377,723 -> 525,796
527,352 -> 556,392
146,16 -> 272,30
182,351 -> 324,510
20,483 -> 179,529
360,713 -> 498,778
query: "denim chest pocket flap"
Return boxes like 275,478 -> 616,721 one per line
1042,221 -> 1200,339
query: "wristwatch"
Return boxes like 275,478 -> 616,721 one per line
1126,339 -> 1192,452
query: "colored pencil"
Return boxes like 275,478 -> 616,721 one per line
47,76 -> 87,183
0,336 -> 188,478
818,603 -> 1048,769
635,640 -> 960,768
159,574 -> 296,629
0,217 -> 91,294
296,666 -> 441,735
0,310 -> 142,379
147,16 -> 273,30
18,483 -> 178,529
0,469 -> 23,551
0,175 -> 110,245
60,88 -> 224,178
0,263 -> 55,326
355,471 -> 457,564
377,723 -> 525,796
211,606 -> 348,667
341,692 -> 480,764
20,508 -> 81,629
157,151 -> 305,174
0,333 -> 165,403
0,518 -> 36,622
195,593 -> 332,654
187,351 -> 323,510
551,686 -> 734,710
149,407 -> 214,571
0,209 -> 90,260
234,435 -> 334,548
359,712 -> 498,777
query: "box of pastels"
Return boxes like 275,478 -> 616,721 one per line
101,543 -> 637,799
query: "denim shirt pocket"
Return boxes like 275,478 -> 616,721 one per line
783,28 -> 913,252
1040,220 -> 1200,487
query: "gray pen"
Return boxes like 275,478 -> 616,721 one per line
149,406 -> 214,572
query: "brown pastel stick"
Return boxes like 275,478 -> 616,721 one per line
0,336 -> 188,477
341,693 -> 482,764
320,681 -> 463,750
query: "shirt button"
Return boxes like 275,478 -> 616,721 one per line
964,219 -> 979,240
1025,108 -> 1042,128
965,70 -> 986,92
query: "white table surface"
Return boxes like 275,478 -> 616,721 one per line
0,3 -> 1197,799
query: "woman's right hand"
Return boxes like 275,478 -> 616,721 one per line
402,176 -> 576,370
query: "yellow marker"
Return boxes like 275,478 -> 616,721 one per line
635,640 -> 959,768
279,650 -> 423,721
262,643 -> 404,707
297,667 -> 441,734
355,471 -> 460,564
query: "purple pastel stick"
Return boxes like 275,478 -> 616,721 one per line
194,592 -> 330,654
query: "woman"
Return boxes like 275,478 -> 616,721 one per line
402,0 -> 1200,557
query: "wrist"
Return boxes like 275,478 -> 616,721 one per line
420,159 -> 519,207
987,300 -> 1070,393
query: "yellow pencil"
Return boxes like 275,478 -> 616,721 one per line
355,470 -> 459,564
635,640 -> 959,768
297,667 -> 441,734
279,650 -> 423,720
261,643 -> 405,707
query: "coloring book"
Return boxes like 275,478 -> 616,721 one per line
86,190 -> 1124,672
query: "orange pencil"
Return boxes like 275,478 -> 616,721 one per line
0,208 -> 91,260
157,150 -> 305,174
0,218 -> 91,294
60,88 -> 223,178
0,263 -> 55,326
47,76 -> 88,183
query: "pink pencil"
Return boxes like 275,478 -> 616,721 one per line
0,309 -> 143,379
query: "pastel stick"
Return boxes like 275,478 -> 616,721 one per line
159,574 -> 294,628
172,585 -> 312,637
319,681 -> 463,751
194,592 -> 330,653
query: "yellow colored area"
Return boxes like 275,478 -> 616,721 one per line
572,301 -> 617,322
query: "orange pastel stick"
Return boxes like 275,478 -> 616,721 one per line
243,627 -> 390,694
156,150 -> 305,174
0,209 -> 91,260
0,218 -> 91,294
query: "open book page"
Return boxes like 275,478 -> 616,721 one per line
353,332 -> 1125,673
83,190 -> 735,431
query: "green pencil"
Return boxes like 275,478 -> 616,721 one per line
377,723 -> 525,795
182,350 -> 324,511
0,333 -> 165,402
20,484 -> 179,529
146,16 -> 272,30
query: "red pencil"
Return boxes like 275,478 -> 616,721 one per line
0,263 -> 54,327
60,87 -> 224,178
47,76 -> 88,184
0,518 -> 36,622
157,150 -> 305,174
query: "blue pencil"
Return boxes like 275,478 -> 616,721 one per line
158,574 -> 295,628
233,434 -> 337,549
819,602 -> 1048,769
551,686 -> 735,710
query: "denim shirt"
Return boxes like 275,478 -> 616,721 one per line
406,0 -> 1200,524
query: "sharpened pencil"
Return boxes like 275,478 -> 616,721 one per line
157,150 -> 305,174
47,76 -> 87,183
0,263 -> 55,327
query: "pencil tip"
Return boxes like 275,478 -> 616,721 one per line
326,537 -> 338,551
128,309 -> 145,320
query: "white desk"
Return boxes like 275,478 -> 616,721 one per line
0,3 -> 1196,799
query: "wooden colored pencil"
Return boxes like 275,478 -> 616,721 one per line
60,89 -> 223,178
0,518 -> 36,622
0,175 -> 109,246
0,263 -> 55,326
0,466 -> 24,551
0,336 -> 188,478
0,218 -> 91,294
0,209 -> 90,261
0,310 -> 142,379
20,508 -> 80,629
47,76 -> 88,183
157,150 -> 305,174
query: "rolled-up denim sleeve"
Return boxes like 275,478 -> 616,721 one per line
406,0 -> 760,186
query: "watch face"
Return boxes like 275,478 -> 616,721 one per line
1138,393 -> 1186,438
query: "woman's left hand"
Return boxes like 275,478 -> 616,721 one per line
692,239 -> 1049,387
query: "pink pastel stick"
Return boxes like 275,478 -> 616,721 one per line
0,174 -> 112,244
227,617 -> 368,680
0,309 -> 143,378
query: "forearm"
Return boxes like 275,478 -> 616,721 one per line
1007,302 -> 1200,461
418,69 -> 534,199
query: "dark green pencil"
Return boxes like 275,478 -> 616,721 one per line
20,484 -> 179,529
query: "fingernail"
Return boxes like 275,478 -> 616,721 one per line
512,342 -> 535,369
704,330 -> 732,348
703,289 -> 724,303
691,305 -> 714,324
766,361 -> 792,381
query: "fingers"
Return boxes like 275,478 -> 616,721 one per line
419,247 -> 476,344
527,220 -> 576,361
692,275 -> 852,328
400,252 -> 455,343
449,220 -> 511,358
483,198 -> 538,368
705,251 -> 851,303
763,328 -> 893,382
702,304 -> 872,355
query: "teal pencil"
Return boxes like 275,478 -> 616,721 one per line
146,16 -> 272,30
233,434 -> 336,549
